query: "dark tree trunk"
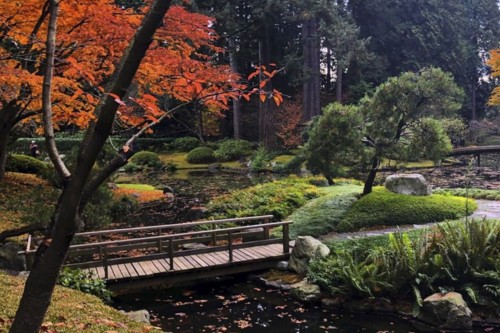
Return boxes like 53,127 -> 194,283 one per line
228,37 -> 241,139
302,15 -> 321,121
363,156 -> 380,195
258,21 -> 278,151
0,104 -> 19,181
336,65 -> 343,103
10,1 -> 173,331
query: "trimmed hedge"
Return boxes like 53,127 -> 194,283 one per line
337,187 -> 477,232
186,147 -> 216,164
10,137 -> 175,154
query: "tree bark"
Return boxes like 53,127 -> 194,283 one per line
336,65 -> 343,103
228,37 -> 241,139
363,156 -> 380,195
10,1 -> 172,331
258,21 -> 278,151
302,15 -> 321,121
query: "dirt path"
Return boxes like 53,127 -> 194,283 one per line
321,199 -> 500,242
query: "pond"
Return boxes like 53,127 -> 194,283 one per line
114,275 -> 431,333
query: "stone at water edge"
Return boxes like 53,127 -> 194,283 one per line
417,292 -> 472,331
290,280 -> 322,303
385,173 -> 432,196
119,309 -> 151,324
289,236 -> 330,275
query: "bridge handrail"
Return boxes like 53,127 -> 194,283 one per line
63,217 -> 292,279
73,214 -> 274,238
68,220 -> 292,250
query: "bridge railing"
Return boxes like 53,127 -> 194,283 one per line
62,215 -> 292,279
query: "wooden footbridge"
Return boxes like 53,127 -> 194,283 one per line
25,215 -> 292,292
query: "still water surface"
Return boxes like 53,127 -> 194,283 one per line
115,276 -> 430,333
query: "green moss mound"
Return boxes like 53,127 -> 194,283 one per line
434,188 -> 500,201
338,187 -> 477,232
288,186 -> 361,238
130,150 -> 162,168
207,177 -> 320,220
186,147 -> 216,164
6,154 -> 51,176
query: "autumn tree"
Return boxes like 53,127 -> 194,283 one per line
8,0 -> 176,331
488,49 -> 500,106
0,0 -> 244,180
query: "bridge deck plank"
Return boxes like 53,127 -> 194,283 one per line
83,243 -> 287,281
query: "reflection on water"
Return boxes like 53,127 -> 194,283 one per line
115,276 -> 430,333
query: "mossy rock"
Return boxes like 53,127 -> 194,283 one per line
338,187 -> 477,232
130,151 -> 162,169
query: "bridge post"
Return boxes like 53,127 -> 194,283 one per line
212,224 -> 217,246
98,246 -> 108,279
283,223 -> 290,254
228,231 -> 233,262
263,217 -> 270,239
169,239 -> 174,270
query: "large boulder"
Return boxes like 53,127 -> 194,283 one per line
417,292 -> 472,330
290,280 -> 321,303
385,174 -> 431,196
289,236 -> 330,275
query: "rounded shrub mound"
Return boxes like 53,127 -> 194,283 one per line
186,146 -> 216,164
172,137 -> 200,152
130,150 -> 162,169
6,154 -> 50,176
214,139 -> 252,161
337,187 -> 477,232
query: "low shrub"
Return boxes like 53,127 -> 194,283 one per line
249,147 -> 272,172
214,139 -> 252,161
5,154 -> 51,177
207,177 -> 320,220
57,268 -> 112,302
337,187 -> 477,232
129,151 -> 163,170
273,155 -> 305,175
172,137 -> 200,152
186,147 -> 216,164
434,187 -> 500,201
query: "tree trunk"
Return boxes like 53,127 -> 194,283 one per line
363,156 -> 380,195
0,104 -> 19,181
302,15 -> 321,121
471,82 -> 476,120
336,65 -> 343,103
10,1 -> 173,331
228,37 -> 241,139
258,21 -> 278,151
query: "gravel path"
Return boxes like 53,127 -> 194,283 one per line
321,199 -> 500,242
